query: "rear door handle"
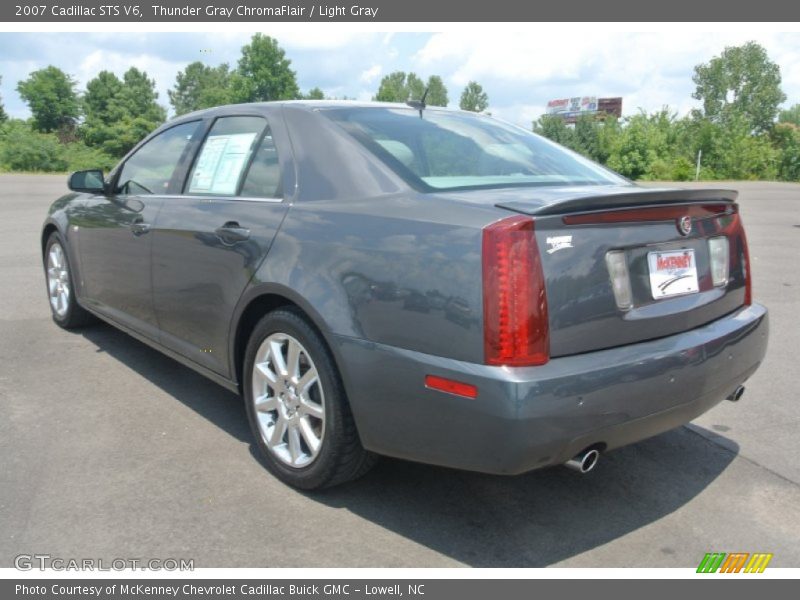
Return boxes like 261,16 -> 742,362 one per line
215,221 -> 251,244
130,221 -> 151,236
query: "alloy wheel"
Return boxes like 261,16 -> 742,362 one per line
47,243 -> 70,318
251,332 -> 326,468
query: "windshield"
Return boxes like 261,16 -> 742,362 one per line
323,107 -> 625,191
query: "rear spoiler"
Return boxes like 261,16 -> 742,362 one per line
496,187 -> 738,216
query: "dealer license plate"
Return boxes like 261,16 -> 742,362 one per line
647,249 -> 699,299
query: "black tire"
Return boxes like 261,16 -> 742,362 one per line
43,232 -> 95,329
243,308 -> 377,490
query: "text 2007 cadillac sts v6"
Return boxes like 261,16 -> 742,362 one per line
42,102 -> 768,489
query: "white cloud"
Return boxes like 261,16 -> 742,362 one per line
275,31 -> 377,50
3,30 -> 799,128
359,64 -> 383,84
412,30 -> 800,126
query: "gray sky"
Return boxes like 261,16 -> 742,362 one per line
1,31 -> 798,126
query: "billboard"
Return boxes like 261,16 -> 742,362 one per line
546,96 -> 598,117
546,96 -> 622,122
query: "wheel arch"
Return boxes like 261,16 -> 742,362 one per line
229,284 -> 350,397
41,222 -> 60,255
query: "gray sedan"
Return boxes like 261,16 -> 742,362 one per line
41,101 -> 768,489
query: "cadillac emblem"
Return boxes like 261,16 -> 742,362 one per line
678,216 -> 692,236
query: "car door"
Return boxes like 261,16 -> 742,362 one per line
76,120 -> 202,338
151,113 -> 291,377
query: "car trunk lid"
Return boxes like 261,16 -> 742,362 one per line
489,185 -> 749,358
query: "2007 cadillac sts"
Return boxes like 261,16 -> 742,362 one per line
41,101 -> 768,489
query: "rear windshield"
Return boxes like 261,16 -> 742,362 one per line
323,107 -> 625,191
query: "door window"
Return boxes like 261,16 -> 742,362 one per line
186,116 -> 267,196
116,121 -> 200,195
240,131 -> 282,198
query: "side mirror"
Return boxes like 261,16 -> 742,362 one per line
68,169 -> 106,194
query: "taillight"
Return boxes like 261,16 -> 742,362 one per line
720,206 -> 752,306
482,215 -> 549,366
740,219 -> 753,306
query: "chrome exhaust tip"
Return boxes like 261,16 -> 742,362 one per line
726,385 -> 745,402
565,448 -> 600,474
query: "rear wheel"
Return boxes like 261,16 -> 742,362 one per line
243,308 -> 376,489
44,232 -> 94,329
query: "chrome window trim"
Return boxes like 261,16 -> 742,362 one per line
166,194 -> 284,204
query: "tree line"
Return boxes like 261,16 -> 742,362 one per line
0,33 -> 490,173
534,42 -> 799,181
0,36 -> 797,181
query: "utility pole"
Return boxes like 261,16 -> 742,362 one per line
695,149 -> 702,181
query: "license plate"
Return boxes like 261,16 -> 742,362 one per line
647,249 -> 699,299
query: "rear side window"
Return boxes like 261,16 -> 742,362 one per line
186,116 -> 267,196
240,131 -> 282,198
116,121 -> 200,195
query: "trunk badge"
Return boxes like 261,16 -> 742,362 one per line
678,216 -> 692,236
546,235 -> 573,254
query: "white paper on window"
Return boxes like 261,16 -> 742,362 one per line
189,133 -> 257,194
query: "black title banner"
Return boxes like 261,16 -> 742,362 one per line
4,0 -> 800,22
4,579 -> 797,600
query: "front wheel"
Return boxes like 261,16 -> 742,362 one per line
243,308 -> 376,489
44,232 -> 94,329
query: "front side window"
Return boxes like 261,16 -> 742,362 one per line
116,121 -> 200,195
324,107 -> 625,191
186,116 -> 267,196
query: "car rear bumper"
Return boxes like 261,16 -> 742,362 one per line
333,303 -> 768,475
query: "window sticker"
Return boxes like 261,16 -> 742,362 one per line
189,132 -> 257,195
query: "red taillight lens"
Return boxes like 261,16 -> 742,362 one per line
482,215 -> 549,366
739,217 -> 753,306
721,206 -> 752,306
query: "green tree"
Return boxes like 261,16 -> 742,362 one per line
707,113 -> 778,179
169,62 -> 232,116
303,87 -> 325,100
81,68 -> 166,158
424,75 -> 448,107
778,104 -> 800,127
16,66 -> 80,134
606,113 -> 655,179
81,70 -> 124,147
231,34 -> 300,103
0,120 -> 67,171
374,71 -> 408,102
772,122 -> 800,181
533,114 -> 578,149
459,81 -> 489,112
692,41 -> 786,134
374,72 -> 447,104
0,119 -> 115,172
0,76 -> 7,122
406,73 -> 425,102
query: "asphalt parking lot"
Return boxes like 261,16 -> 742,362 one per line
1,174 -> 799,568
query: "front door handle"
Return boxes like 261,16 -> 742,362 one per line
215,221 -> 251,244
130,221 -> 151,236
